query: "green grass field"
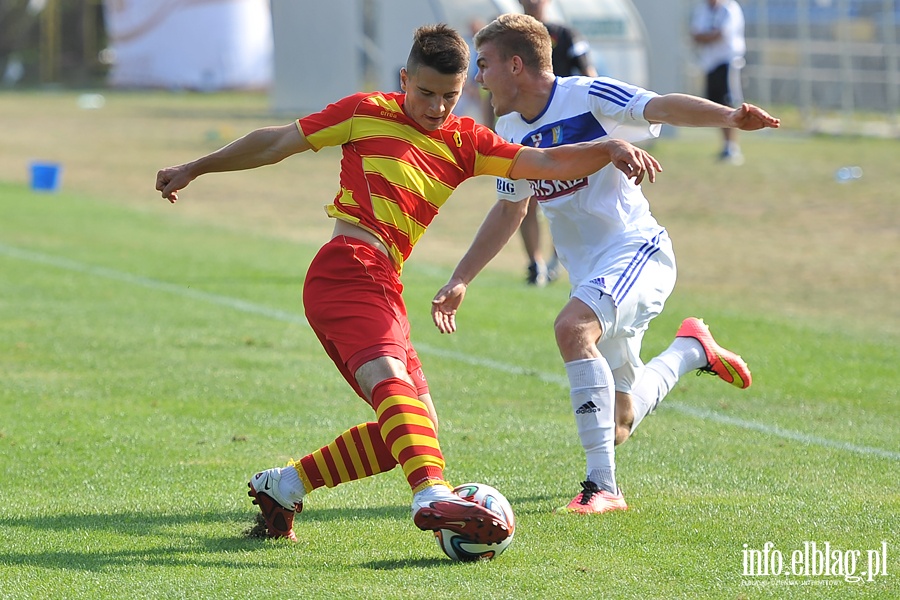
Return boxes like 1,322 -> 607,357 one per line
0,92 -> 897,599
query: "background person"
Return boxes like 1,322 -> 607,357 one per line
690,0 -> 747,164
458,17 -> 496,126
517,0 -> 598,286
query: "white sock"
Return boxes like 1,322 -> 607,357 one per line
629,360 -> 675,433
663,336 -> 707,375
413,483 -> 453,502
280,465 -> 307,504
566,358 -> 617,493
411,483 -> 456,517
629,337 -> 706,433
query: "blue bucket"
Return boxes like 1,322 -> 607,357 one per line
30,161 -> 62,192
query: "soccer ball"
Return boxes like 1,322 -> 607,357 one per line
433,483 -> 516,561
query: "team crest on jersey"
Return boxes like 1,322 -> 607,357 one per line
551,126 -> 562,145
529,126 -> 563,147
453,131 -> 462,147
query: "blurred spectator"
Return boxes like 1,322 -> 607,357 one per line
458,18 -> 495,126
517,0 -> 598,286
690,0 -> 747,165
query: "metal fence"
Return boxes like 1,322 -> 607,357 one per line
740,0 -> 899,136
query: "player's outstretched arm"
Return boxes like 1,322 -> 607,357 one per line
432,199 -> 529,334
644,94 -> 780,131
511,139 -> 661,185
155,123 -> 311,203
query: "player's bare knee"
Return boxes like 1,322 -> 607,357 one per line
355,356 -> 413,398
555,300 -> 604,361
554,315 -> 592,358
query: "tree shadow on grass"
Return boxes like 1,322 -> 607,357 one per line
0,510 -> 260,572
0,504 -> 412,572
0,497 -> 555,572
361,557 -> 449,570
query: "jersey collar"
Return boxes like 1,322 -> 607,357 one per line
521,77 -> 559,125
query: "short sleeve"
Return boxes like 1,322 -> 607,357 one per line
471,124 -> 523,178
588,77 -> 661,143
298,93 -> 368,151
496,176 -> 533,203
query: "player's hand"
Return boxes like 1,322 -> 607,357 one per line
155,165 -> 194,204
607,139 -> 662,185
731,103 -> 781,131
431,280 -> 468,334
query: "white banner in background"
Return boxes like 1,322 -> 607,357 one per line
103,0 -> 273,90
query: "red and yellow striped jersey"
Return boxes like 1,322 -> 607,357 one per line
298,91 -> 523,271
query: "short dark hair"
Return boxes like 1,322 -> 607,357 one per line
407,24 -> 470,75
474,13 -> 552,73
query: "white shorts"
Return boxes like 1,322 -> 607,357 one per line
570,232 -> 677,393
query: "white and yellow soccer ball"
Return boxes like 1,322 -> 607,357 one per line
433,483 -> 516,561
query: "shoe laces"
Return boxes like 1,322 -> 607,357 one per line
577,480 -> 601,505
695,365 -> 717,378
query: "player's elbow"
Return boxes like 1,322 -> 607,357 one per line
267,125 -> 310,163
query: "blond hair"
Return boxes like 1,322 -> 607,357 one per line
474,13 -> 552,73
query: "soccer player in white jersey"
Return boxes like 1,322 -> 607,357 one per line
431,13 -> 780,514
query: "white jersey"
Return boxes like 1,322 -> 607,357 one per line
690,0 -> 746,73
495,76 -> 664,291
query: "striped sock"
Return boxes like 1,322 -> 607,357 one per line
294,422 -> 398,492
372,377 -> 447,493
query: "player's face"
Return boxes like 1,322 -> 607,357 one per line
475,41 -> 519,117
400,66 -> 466,131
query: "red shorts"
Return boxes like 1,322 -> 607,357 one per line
302,236 -> 428,401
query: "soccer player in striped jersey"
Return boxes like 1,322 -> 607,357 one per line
431,14 -> 780,515
155,24 -> 660,543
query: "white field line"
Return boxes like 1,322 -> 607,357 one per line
0,243 -> 308,326
3,242 -> 898,462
